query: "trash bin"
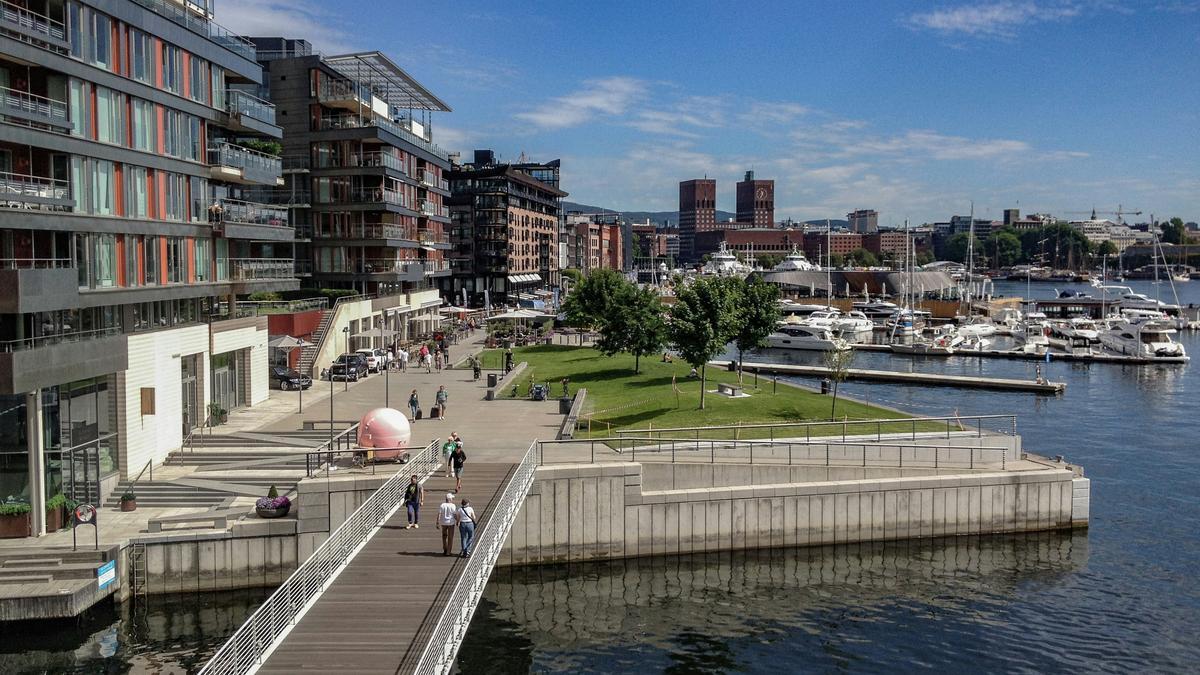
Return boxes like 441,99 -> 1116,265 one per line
820,378 -> 831,394
487,373 -> 498,388
559,397 -> 572,414
727,362 -> 737,372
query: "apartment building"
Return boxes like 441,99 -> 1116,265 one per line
0,0 -> 298,535
444,150 -> 566,306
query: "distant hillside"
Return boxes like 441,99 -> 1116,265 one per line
563,201 -> 847,229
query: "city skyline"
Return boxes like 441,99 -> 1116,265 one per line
219,0 -> 1199,225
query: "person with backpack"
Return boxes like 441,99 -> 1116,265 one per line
408,389 -> 420,422
403,474 -> 423,529
451,443 -> 467,493
457,498 -> 477,558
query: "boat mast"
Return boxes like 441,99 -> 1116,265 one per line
965,201 -> 975,312
826,219 -> 832,308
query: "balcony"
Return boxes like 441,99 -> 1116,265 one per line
0,171 -> 73,210
228,258 -> 295,280
317,186 -> 409,209
421,259 -> 451,275
315,151 -> 407,175
0,327 -> 127,394
417,229 -> 449,246
0,86 -> 70,130
317,78 -> 374,112
312,223 -> 417,241
419,169 -> 449,191
317,114 -> 450,161
223,89 -> 279,135
314,259 -> 424,281
208,142 -> 283,186
215,198 -> 288,227
241,186 -> 311,207
0,0 -> 68,52
419,199 -> 450,219
129,0 -> 256,61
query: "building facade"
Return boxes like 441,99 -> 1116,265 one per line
678,178 -> 715,260
252,40 -> 453,297
0,0 -> 299,535
847,209 -> 879,234
735,170 -> 773,228
445,150 -> 567,306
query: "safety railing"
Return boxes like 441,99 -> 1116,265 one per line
0,85 -> 68,125
412,440 -> 539,674
228,297 -> 328,317
130,0 -> 256,61
200,437 -> 442,675
0,326 -> 121,352
317,114 -> 450,161
419,199 -> 449,218
215,197 -> 289,228
224,89 -> 276,126
315,151 -> 407,174
0,256 -> 71,269
537,436 -> 1011,471
208,142 -> 282,182
228,258 -> 295,280
0,0 -> 66,44
303,423 -> 361,477
312,222 -> 417,241
418,228 -> 449,245
419,169 -> 449,191
0,170 -> 70,202
315,186 -> 408,208
612,414 -> 1019,443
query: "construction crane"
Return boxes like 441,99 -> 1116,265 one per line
1064,205 -> 1142,224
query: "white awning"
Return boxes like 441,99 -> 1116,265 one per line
507,273 -> 543,285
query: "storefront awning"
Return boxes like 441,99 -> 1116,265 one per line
507,273 -> 543,285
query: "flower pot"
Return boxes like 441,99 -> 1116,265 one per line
0,512 -> 31,538
256,503 -> 290,519
120,499 -> 137,512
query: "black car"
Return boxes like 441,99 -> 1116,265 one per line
328,353 -> 369,382
270,366 -> 312,391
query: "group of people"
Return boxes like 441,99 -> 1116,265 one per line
407,385 -> 450,421
401,433 -> 476,557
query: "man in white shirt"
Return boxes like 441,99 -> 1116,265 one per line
437,493 -> 458,556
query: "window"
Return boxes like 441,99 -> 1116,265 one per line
194,238 -> 210,281
92,234 -> 116,288
132,99 -> 155,151
92,12 -> 112,70
212,67 -> 226,110
144,235 -> 159,285
91,160 -> 115,215
123,235 -> 139,287
163,110 -> 203,162
188,57 -> 209,105
95,87 -> 126,145
131,30 -> 153,84
189,176 -> 206,222
165,237 -> 185,283
68,79 -> 89,138
162,44 -> 182,95
164,173 -> 187,222
125,166 -> 148,218
215,238 -> 228,280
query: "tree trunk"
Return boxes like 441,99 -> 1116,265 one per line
634,352 -> 640,374
737,347 -> 744,384
830,380 -> 839,419
699,363 -> 707,410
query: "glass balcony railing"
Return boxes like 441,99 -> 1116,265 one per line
208,142 -> 282,184
316,259 -> 421,276
228,258 -> 295,280
317,78 -> 374,106
214,197 -> 289,228
314,151 -> 408,174
0,85 -> 69,127
312,223 -> 417,240
0,170 -> 71,205
0,0 -> 66,45
225,89 -> 276,126
316,186 -> 409,208
421,259 -> 451,274
417,229 -> 449,245
317,114 -> 450,161
419,199 -> 450,218
419,169 -> 449,191
129,0 -> 255,61
0,256 -> 72,269
0,326 -> 121,353
241,187 -> 311,206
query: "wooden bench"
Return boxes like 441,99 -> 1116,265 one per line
147,511 -> 234,533
717,383 -> 743,397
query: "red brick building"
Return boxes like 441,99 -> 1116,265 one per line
803,232 -> 864,261
679,178 -> 716,259
736,170 -> 774,228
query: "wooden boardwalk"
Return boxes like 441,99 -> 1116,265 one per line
257,462 -> 516,674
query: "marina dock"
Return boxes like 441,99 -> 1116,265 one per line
714,360 -> 1066,394
850,343 -> 1187,364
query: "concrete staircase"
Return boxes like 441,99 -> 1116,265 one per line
0,550 -> 111,585
299,308 -> 334,377
0,546 -> 121,621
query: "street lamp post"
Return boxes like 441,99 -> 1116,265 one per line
342,326 -> 350,392
381,322 -> 389,409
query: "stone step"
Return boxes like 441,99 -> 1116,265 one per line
2,558 -> 61,568
0,549 -> 107,565
0,574 -> 53,585
0,562 -> 102,581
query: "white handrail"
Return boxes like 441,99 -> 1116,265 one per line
200,437 -> 442,675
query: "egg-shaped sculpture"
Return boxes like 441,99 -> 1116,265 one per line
357,408 -> 412,461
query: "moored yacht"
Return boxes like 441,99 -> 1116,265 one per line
767,323 -> 850,351
773,246 -> 820,271
853,300 -> 900,320
834,311 -> 875,334
702,242 -> 751,277
1099,318 -> 1188,361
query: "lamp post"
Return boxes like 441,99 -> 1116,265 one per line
342,326 -> 350,392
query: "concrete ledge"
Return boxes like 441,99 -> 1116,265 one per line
486,361 -> 527,400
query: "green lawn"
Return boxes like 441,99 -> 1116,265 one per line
480,345 -> 930,439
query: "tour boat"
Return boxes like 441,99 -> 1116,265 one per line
702,242 -> 751,277
773,246 -> 819,272
1099,318 -> 1188,361
767,323 -> 850,351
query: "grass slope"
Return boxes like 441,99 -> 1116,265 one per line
482,345 -> 914,438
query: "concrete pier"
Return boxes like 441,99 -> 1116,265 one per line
713,360 -> 1066,393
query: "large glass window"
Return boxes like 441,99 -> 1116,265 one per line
91,160 -> 115,215
131,30 -> 153,84
144,235 -> 159,285
92,12 -> 112,70
166,236 -> 185,283
132,99 -> 155,152
162,44 -> 182,95
188,57 -> 209,105
212,67 -> 226,110
95,87 -> 126,145
194,238 -> 210,282
123,235 -> 138,287
125,166 -> 148,218
68,79 -> 89,138
164,173 -> 187,221
92,234 -> 116,288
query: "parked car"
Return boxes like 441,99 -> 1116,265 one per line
373,348 -> 392,369
328,353 -> 369,381
270,366 -> 312,391
355,348 -> 381,373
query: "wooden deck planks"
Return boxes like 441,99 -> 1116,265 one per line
257,462 -> 516,674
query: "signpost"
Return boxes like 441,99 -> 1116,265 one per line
96,560 -> 116,589
72,503 -> 98,551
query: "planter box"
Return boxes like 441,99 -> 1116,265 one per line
256,503 -> 290,519
0,512 -> 31,538
120,500 -> 137,512
46,507 -> 64,533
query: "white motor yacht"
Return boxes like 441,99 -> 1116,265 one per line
1099,285 -> 1181,315
702,242 -> 751,277
773,246 -> 820,271
779,302 -> 831,322
853,301 -> 900,320
835,311 -> 875,334
1014,312 -> 1051,354
767,323 -> 851,351
803,309 -> 841,328
956,315 -> 998,338
1099,318 -> 1188,361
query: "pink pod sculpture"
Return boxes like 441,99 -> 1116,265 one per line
357,408 -> 412,462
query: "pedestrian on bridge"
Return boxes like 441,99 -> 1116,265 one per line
451,443 -> 467,493
438,493 -> 458,556
457,498 -> 477,558
403,474 -> 424,529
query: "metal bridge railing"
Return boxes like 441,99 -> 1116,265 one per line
200,437 -> 442,675
611,414 -> 1019,443
412,440 -> 540,674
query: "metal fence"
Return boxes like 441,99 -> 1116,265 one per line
412,440 -> 539,675
537,436 -> 1010,471
200,437 -> 442,675
611,414 -> 1019,443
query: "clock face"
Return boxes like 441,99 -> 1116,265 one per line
756,188 -> 766,199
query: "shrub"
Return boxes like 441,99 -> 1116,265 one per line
248,291 -> 282,301
120,490 -> 136,503
0,502 -> 31,516
267,485 -> 279,499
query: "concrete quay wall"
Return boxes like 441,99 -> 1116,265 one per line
497,462 -> 1089,567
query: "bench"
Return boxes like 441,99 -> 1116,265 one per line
147,510 -> 236,533
717,383 -> 743,397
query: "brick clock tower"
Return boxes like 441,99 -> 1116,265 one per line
736,170 -> 774,227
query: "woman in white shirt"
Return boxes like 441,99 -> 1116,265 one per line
457,499 -> 477,558
437,493 -> 458,556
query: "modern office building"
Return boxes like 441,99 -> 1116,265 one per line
847,209 -> 879,234
445,150 -> 567,306
735,170 -> 773,228
0,0 -> 298,535
678,178 -> 715,260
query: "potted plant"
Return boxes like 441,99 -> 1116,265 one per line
255,485 -> 291,519
119,490 -> 137,512
0,501 -> 31,538
208,402 -> 228,425
45,493 -> 72,533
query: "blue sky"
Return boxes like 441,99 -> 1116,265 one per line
219,1 -> 1200,225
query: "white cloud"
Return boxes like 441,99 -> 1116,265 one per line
905,2 -> 1081,39
214,1 -> 357,54
515,77 -> 647,130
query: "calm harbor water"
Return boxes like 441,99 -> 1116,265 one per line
7,281 -> 1198,673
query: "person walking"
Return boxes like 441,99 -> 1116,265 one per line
457,498 -> 477,558
435,385 -> 449,421
408,389 -> 420,422
434,349 -> 443,372
403,475 -> 423,529
451,442 -> 467,493
441,436 -> 456,478
399,346 -> 409,372
437,493 -> 458,556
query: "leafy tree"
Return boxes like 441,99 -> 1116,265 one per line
562,268 -> 626,328
823,347 -> 856,419
595,285 -> 666,373
828,253 -> 845,268
731,277 -> 781,382
756,253 -> 784,269
668,276 -> 742,410
941,233 -> 981,264
915,250 -> 935,266
984,229 -> 1022,268
1161,217 -> 1191,245
562,268 -> 584,285
845,248 -> 879,267
1097,240 -> 1119,257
